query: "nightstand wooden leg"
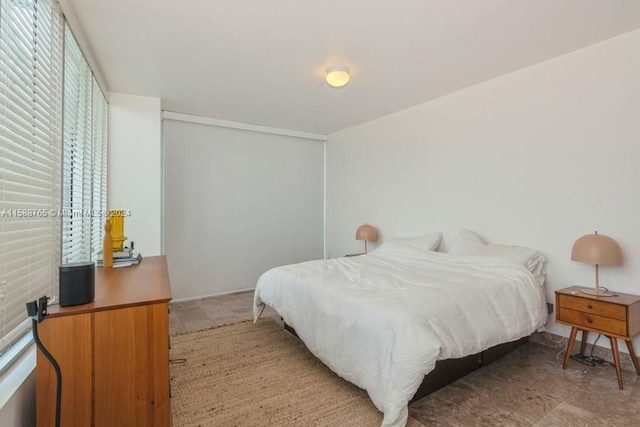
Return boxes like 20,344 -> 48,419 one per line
625,340 -> 640,375
609,337 -> 624,390
563,327 -> 579,369
580,330 -> 589,355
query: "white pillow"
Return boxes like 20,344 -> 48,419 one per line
449,229 -> 547,286
392,232 -> 442,251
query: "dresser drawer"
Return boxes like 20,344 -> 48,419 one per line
557,294 -> 626,321
557,307 -> 627,336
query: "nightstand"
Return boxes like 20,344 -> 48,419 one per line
556,286 -> 640,389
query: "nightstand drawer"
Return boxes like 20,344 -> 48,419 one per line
557,294 -> 626,321
557,307 -> 627,336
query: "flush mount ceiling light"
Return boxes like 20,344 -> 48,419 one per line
326,66 -> 350,88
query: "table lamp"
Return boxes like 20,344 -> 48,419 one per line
571,231 -> 623,296
356,223 -> 378,254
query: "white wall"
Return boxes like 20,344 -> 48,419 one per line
108,93 -> 162,256
326,30 -> 640,346
0,349 -> 36,427
163,119 -> 325,300
0,374 -> 35,427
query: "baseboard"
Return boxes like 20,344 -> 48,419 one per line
171,288 -> 254,303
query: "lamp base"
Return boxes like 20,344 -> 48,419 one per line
581,288 -> 615,297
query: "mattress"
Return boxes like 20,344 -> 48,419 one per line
253,242 -> 548,427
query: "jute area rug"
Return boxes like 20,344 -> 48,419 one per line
170,318 -> 424,427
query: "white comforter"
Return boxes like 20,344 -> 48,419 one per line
253,242 -> 548,427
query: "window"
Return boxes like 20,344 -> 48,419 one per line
0,1 -> 107,359
61,24 -> 107,264
0,0 -> 64,356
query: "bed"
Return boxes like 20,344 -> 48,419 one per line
253,231 -> 548,427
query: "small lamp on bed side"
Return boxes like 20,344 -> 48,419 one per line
356,223 -> 378,254
571,231 -> 623,297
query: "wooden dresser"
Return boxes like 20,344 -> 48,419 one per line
556,286 -> 640,389
36,255 -> 172,427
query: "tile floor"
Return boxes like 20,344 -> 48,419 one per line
170,291 -> 640,426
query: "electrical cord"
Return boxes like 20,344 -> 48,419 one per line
590,333 -> 601,355
27,297 -> 61,427
569,334 -> 614,368
547,332 -> 565,345
32,319 -> 61,427
587,334 -> 605,364
570,353 -> 596,367
587,334 -> 614,367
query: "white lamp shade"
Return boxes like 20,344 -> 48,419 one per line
326,67 -> 350,88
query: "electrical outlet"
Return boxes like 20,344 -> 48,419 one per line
547,302 -> 554,315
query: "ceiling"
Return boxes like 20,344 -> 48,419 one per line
67,0 -> 640,135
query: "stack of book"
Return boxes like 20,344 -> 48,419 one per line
96,248 -> 142,267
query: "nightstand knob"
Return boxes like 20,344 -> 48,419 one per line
587,318 -> 593,323
587,304 -> 593,309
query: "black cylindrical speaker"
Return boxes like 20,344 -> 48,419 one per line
59,262 -> 95,307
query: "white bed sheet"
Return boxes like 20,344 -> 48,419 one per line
253,242 -> 548,427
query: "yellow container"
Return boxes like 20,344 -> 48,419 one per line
108,210 -> 127,251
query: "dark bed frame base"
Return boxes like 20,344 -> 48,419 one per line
283,322 -> 528,403
409,335 -> 528,402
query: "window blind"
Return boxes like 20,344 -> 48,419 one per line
61,23 -> 107,264
90,78 -> 107,255
0,0 -> 63,355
